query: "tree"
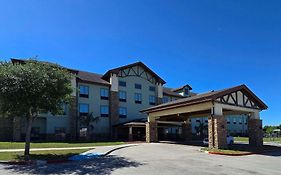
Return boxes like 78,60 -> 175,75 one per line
0,59 -> 73,160
79,113 -> 100,140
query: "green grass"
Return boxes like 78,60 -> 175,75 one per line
0,141 -> 124,149
234,137 -> 281,143
0,149 -> 90,161
201,147 -> 250,155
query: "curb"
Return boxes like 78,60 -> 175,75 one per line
206,151 -> 254,156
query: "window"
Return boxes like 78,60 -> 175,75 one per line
227,118 -> 230,124
135,83 -> 142,89
79,103 -> 89,116
233,118 -> 237,124
239,118 -> 242,125
119,107 -> 127,118
100,105 -> 109,117
162,97 -> 169,103
119,81 -> 126,87
135,93 -> 142,104
149,95 -> 156,105
196,119 -> 201,123
79,85 -> 89,98
119,91 -> 127,102
184,88 -> 189,95
149,86 -> 156,92
100,88 -> 109,100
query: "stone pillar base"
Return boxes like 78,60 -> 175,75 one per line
208,115 -> 227,149
248,119 -> 263,147
146,122 -> 158,143
181,122 -> 192,141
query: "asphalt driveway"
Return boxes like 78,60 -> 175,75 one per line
1,143 -> 281,175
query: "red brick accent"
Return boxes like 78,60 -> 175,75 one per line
208,115 -> 227,149
248,119 -> 263,147
146,122 -> 158,142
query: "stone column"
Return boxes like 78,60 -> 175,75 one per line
157,83 -> 163,105
146,121 -> 158,143
181,121 -> 192,141
69,96 -> 78,141
13,117 -> 21,141
109,73 -> 119,139
248,118 -> 263,147
128,126 -> 133,141
208,115 -> 227,149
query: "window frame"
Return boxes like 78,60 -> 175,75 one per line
135,93 -> 142,104
119,81 -> 127,87
135,83 -> 142,90
100,88 -> 109,100
79,103 -> 89,116
119,91 -> 127,102
100,105 -> 109,117
119,107 -> 127,118
79,85 -> 89,98
149,95 -> 156,105
149,86 -> 156,92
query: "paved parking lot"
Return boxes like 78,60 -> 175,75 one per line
1,143 -> 281,175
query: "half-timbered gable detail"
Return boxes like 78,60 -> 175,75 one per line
102,62 -> 166,85
214,85 -> 267,110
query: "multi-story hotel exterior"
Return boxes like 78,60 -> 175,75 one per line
0,59 -> 250,141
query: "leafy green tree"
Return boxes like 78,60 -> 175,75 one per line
0,59 -> 73,160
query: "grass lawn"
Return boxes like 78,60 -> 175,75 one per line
201,147 -> 250,155
0,149 -> 90,161
234,137 -> 281,143
0,141 -> 124,149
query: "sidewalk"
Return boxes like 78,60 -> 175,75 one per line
0,146 -> 97,153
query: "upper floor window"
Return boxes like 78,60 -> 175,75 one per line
100,105 -> 109,117
149,86 -> 156,92
135,84 -> 142,90
149,95 -> 156,105
119,107 -> 127,118
79,85 -> 89,98
100,88 -> 109,100
79,103 -> 89,116
135,93 -> 142,104
162,97 -> 169,103
119,81 -> 126,87
119,91 -> 127,102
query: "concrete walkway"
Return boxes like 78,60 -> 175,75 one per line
0,146 -> 97,153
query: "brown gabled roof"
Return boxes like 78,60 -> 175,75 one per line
141,84 -> 268,113
77,71 -> 110,86
11,58 -> 110,86
163,87 -> 185,98
102,61 -> 166,84
172,84 -> 193,92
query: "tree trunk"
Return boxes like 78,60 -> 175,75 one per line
24,114 -> 33,161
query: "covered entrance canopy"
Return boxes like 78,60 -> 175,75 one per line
141,85 -> 268,149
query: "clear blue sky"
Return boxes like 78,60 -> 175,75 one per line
0,0 -> 280,125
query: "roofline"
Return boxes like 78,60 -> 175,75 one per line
141,84 -> 268,113
102,61 -> 166,84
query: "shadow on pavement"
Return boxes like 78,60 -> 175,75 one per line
3,155 -> 144,175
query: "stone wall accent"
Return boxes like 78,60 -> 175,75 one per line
248,119 -> 263,147
146,122 -> 158,142
208,115 -> 227,149
109,91 -> 119,139
181,122 -> 192,141
69,96 -> 78,141
13,117 -> 21,141
0,117 -> 13,141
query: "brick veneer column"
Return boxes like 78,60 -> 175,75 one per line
208,115 -> 227,149
146,122 -> 158,143
69,97 -> 78,141
248,119 -> 263,147
109,91 -> 119,139
181,122 -> 192,141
